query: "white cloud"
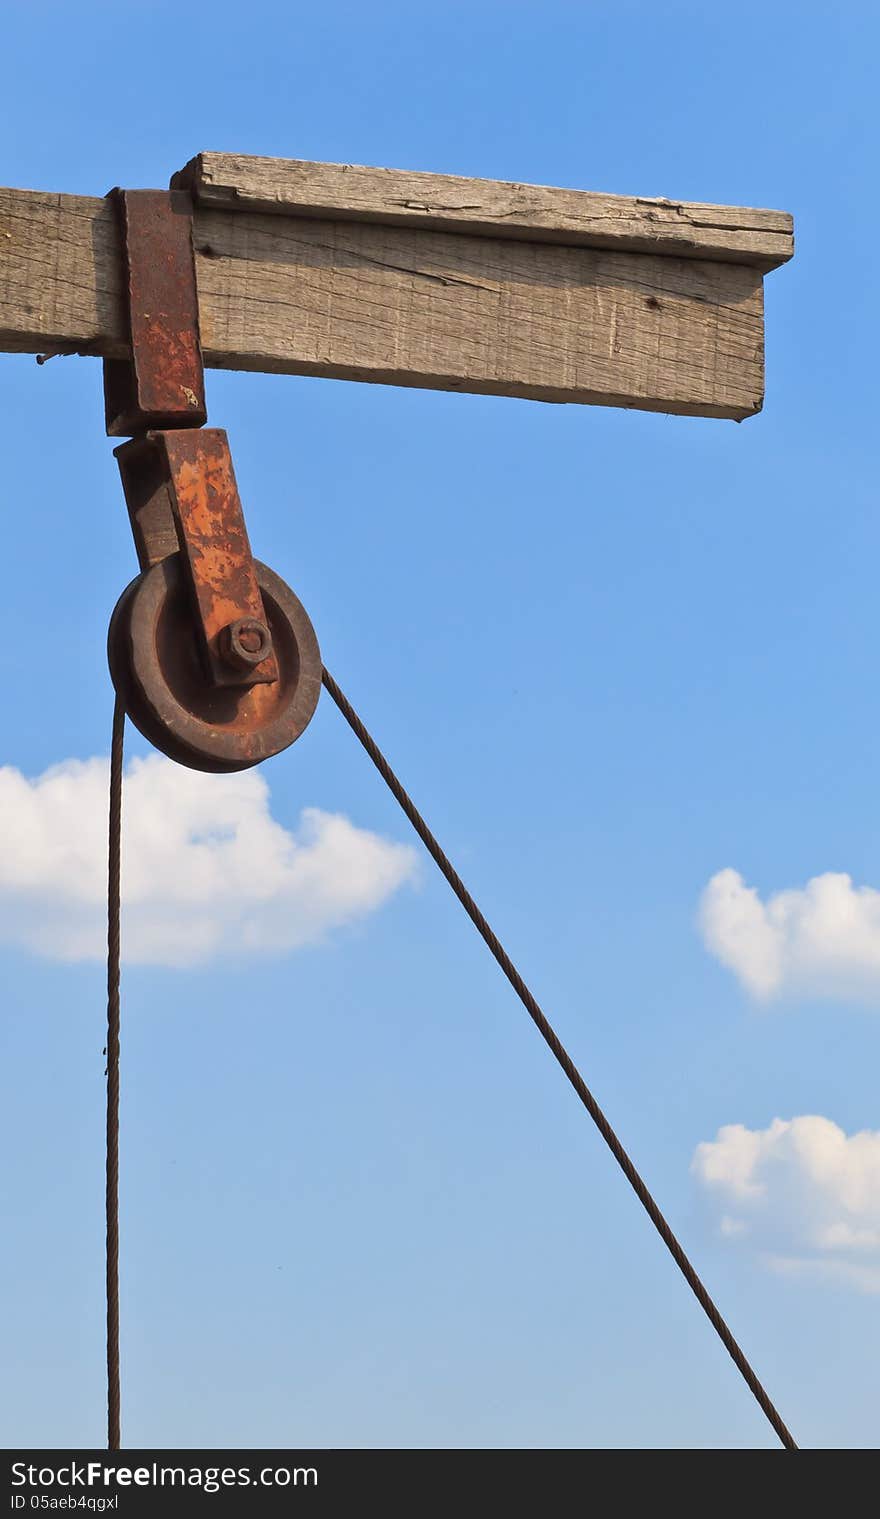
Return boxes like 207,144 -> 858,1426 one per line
692,1115 -> 880,1292
0,753 -> 417,966
699,867 -> 880,1002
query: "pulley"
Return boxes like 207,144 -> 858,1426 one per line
103,188 -> 320,772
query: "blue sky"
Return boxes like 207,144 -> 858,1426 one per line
1,0 -> 878,1450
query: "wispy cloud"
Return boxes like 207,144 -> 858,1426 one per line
699,867 -> 880,1001
0,753 -> 417,967
692,1115 -> 880,1292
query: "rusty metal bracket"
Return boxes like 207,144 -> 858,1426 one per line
103,188 -> 207,438
114,430 -> 278,687
104,186 -> 321,770
106,186 -> 278,692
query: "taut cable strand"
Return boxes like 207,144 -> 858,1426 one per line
106,695 -> 124,1451
320,666 -> 797,1451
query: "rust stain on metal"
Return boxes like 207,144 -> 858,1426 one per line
158,429 -> 279,686
104,189 -> 207,437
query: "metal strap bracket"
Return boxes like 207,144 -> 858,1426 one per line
103,189 -> 207,437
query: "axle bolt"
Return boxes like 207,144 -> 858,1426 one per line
220,617 -> 273,670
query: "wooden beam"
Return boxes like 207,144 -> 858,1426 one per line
193,206 -> 766,418
0,166 -> 788,420
175,152 -> 794,273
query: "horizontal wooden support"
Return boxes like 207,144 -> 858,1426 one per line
0,166 -> 787,419
175,152 -> 794,272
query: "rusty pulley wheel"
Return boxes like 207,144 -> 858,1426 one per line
108,554 -> 322,773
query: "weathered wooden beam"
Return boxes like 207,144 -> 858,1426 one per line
192,207 -> 767,418
0,157 -> 792,420
175,152 -> 794,273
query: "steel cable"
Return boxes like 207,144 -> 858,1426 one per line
320,665 -> 797,1451
106,695 -> 125,1451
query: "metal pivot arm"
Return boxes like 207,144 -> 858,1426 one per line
114,430 -> 278,687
